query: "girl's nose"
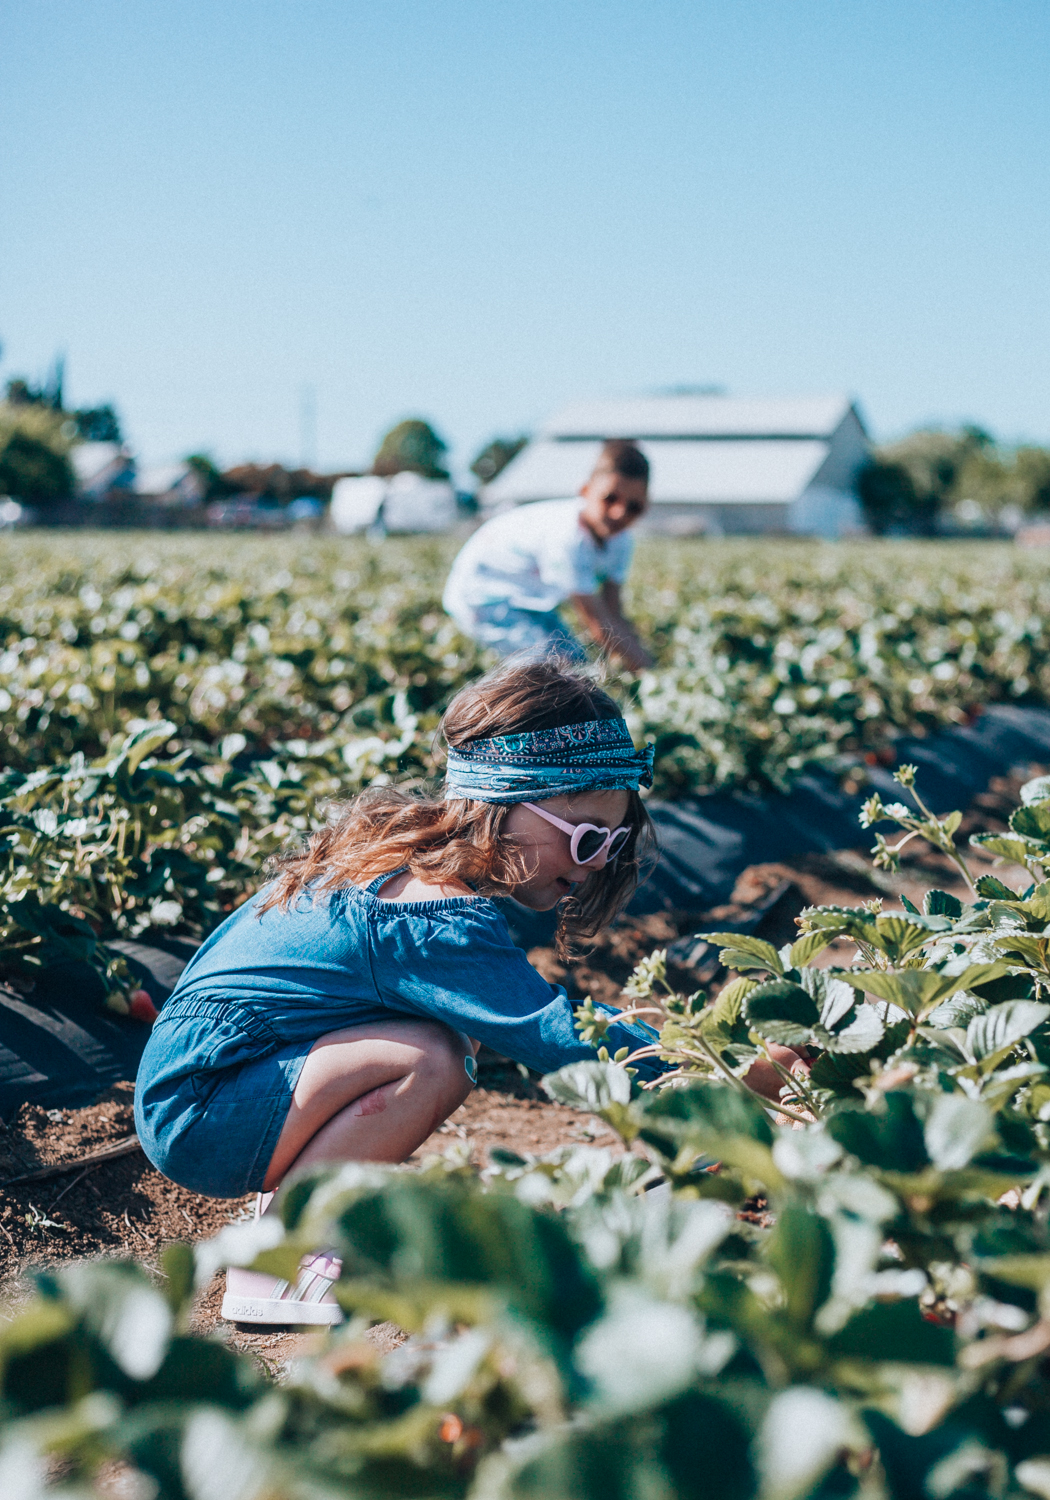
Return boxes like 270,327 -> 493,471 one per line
575,849 -> 608,875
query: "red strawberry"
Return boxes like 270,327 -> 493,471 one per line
128,989 -> 159,1024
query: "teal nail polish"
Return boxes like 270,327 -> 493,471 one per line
464,1054 -> 477,1084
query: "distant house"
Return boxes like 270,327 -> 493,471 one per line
132,463 -> 205,506
481,394 -> 869,538
71,442 -> 135,500
330,472 -> 458,534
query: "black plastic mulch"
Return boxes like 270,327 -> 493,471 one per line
0,938 -> 197,1117
631,704 -> 1050,914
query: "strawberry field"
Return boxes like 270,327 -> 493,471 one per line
6,530 -> 1050,1003
4,532 -> 1050,797
9,533 -> 1050,1498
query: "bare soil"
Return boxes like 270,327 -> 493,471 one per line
0,769 -> 1037,1367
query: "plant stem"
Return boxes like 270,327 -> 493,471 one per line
765,1051 -> 822,1119
685,1037 -> 815,1125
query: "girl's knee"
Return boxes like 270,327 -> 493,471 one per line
416,1026 -> 474,1096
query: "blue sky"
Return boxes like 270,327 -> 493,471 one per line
2,1 -> 1048,476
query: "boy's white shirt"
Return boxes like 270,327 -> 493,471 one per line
442,497 -> 635,622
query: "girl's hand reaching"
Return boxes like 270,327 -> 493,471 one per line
744,1044 -> 812,1105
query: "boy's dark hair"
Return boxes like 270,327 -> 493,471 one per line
594,439 -> 649,483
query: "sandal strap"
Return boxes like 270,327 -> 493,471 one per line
269,1253 -> 342,1304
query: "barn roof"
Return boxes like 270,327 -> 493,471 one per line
486,438 -> 831,507
539,393 -> 859,441
483,393 -> 867,509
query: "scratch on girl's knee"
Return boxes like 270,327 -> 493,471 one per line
349,1081 -> 394,1117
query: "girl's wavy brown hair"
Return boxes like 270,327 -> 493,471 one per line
260,657 -> 656,954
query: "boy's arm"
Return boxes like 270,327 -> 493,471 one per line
570,581 -> 653,670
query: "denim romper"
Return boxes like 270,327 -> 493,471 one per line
134,873 -> 655,1198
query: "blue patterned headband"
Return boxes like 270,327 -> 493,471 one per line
444,717 -> 655,804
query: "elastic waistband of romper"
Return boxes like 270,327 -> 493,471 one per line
155,994 -> 275,1033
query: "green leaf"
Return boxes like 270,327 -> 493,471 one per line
807,970 -> 858,1030
635,1082 -> 784,1190
966,1000 -> 1050,1061
975,1253 -> 1050,1292
719,949 -> 777,975
295,1170 -> 604,1342
926,992 -> 988,1029
873,914 -> 935,961
58,1261 -> 174,1381
543,1061 -> 633,1112
844,963 -> 1009,1018
744,979 -> 820,1047
639,1080 -> 775,1146
971,970 -> 1038,1004
994,934 -> 1050,971
923,1095 -> 995,1170
923,889 -> 962,918
698,934 -> 784,975
840,967 -> 956,1016
970,833 -> 1040,865
760,1389 -> 866,1500
1013,802 -> 1050,840
160,1242 -> 196,1317
709,976 -> 757,1028
826,1299 -> 955,1365
974,874 -> 1021,900
789,929 -> 840,967
1021,776 -> 1050,806
810,1050 -> 878,1092
122,719 -> 177,776
505,1391 -> 755,1500
826,1093 -> 929,1172
804,905 -> 878,932
764,1204 -> 835,1331
575,1288 -> 717,1413
824,1002 -> 885,1054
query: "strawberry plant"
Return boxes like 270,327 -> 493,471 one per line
0,719 -> 395,1006
581,767 -> 1050,1134
0,1063 -> 1048,1500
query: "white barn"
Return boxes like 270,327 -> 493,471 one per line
481,394 -> 869,537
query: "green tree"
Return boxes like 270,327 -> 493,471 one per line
856,459 -> 921,536
5,355 -> 64,412
74,404 -> 122,443
0,429 -> 74,507
185,453 -> 229,500
859,427 -> 992,535
373,418 -> 449,479
471,434 -> 527,485
1015,446 -> 1050,513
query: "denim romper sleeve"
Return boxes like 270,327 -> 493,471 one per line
367,893 -> 660,1078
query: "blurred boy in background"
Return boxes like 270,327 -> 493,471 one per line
443,439 -> 653,669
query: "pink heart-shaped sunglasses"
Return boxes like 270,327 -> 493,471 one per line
522,802 -> 631,865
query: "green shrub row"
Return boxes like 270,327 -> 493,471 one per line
5,534 -> 1050,795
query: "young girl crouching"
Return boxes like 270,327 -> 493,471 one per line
134,659 -> 663,1326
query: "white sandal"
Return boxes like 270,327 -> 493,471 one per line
220,1193 -> 343,1326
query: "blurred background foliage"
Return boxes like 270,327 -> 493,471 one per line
859,426 -> 1050,536
372,417 -> 451,479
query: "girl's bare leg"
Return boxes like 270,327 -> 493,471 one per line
262,1019 -> 476,1192
225,1020 -> 477,1320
